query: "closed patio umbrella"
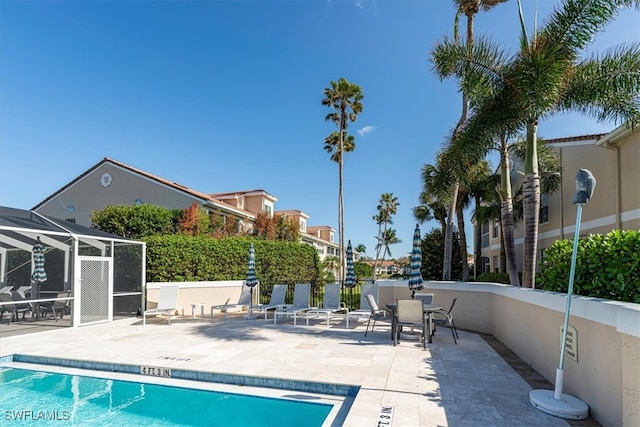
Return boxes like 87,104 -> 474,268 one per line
31,237 -> 47,298
344,240 -> 356,309
244,243 -> 258,319
408,224 -> 424,299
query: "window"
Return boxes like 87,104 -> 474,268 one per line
481,223 -> 490,248
263,202 -> 273,218
66,218 -> 76,224
482,257 -> 490,273
300,219 -> 306,232
493,221 -> 499,239
493,256 -> 499,273
540,193 -> 549,224
330,232 -> 334,243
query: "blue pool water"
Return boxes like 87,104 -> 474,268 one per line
0,367 -> 332,426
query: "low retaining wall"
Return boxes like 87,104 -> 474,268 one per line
377,280 -> 640,427
146,281 -> 255,316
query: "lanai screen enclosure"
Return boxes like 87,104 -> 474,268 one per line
0,207 -> 145,326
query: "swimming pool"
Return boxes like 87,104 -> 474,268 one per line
0,366 -> 334,426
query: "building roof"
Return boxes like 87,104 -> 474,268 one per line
544,133 -> 607,144
32,157 -> 255,218
209,189 -> 278,203
1,206 -> 137,243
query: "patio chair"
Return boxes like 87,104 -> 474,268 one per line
305,283 -> 347,327
432,297 -> 459,344
210,282 -> 253,318
15,286 -> 32,298
394,299 -> 427,349
0,285 -> 13,294
143,285 -> 183,326
249,284 -> 288,320
273,283 -> 311,326
37,291 -> 71,321
363,293 -> 391,337
414,293 -> 434,305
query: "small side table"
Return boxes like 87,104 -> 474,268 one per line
191,303 -> 206,319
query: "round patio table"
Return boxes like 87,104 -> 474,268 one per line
386,303 -> 442,344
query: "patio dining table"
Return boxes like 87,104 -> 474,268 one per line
386,303 -> 442,344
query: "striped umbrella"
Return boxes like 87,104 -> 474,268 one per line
408,224 -> 424,298
344,240 -> 356,288
245,243 -> 258,292
31,238 -> 47,299
344,240 -> 356,310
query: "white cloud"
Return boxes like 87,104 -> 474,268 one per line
357,125 -> 376,137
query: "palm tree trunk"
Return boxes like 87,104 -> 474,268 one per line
456,205 -> 469,281
474,195 -> 482,280
338,148 -> 345,283
498,134 -> 520,286
522,121 -> 540,288
443,181 -> 458,280
501,200 -> 519,285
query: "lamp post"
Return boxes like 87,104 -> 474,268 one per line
529,169 -> 595,420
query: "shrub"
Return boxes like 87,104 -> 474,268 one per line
538,230 -> 640,303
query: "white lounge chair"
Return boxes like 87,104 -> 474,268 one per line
305,283 -> 347,327
249,284 -> 287,320
210,283 -> 253,318
346,283 -> 379,324
0,285 -> 13,294
143,285 -> 183,326
273,283 -> 311,326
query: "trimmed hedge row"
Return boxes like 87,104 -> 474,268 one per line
144,235 -> 322,287
537,230 -> 640,303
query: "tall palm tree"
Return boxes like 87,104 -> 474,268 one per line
415,162 -> 450,233
375,228 -> 402,265
373,193 -> 399,280
322,77 -> 364,283
435,0 -> 508,281
433,0 -> 640,287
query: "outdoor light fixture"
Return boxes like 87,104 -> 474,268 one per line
529,169 -> 595,420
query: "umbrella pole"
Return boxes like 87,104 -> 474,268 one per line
529,203 -> 588,419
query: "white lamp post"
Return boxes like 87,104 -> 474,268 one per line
529,169 -> 595,420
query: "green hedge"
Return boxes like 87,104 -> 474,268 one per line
537,230 -> 640,303
144,235 -> 322,287
476,272 -> 510,284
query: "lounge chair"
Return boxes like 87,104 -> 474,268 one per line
363,293 -> 391,337
346,283 -> 379,324
394,299 -> 427,349
305,283 -> 347,327
143,285 -> 183,326
210,282 -> 253,318
273,283 -> 312,325
0,292 -> 32,323
0,285 -> 13,294
37,291 -> 72,321
249,284 -> 287,320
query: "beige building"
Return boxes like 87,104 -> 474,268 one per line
479,124 -> 640,273
33,157 -> 339,261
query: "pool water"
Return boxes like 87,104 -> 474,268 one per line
0,367 -> 332,426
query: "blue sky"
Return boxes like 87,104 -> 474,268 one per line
1,1 -> 638,258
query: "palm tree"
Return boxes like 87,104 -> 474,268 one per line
372,193 -> 399,280
415,162 -> 450,233
322,77 -> 364,283
435,0 -> 509,282
355,244 -> 366,254
433,0 -> 640,287
375,228 -> 402,266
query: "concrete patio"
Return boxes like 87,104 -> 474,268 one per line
0,314 -> 599,426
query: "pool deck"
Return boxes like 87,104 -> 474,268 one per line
0,314 -> 593,426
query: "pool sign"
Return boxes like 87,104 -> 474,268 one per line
560,324 -> 578,363
140,366 -> 172,377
